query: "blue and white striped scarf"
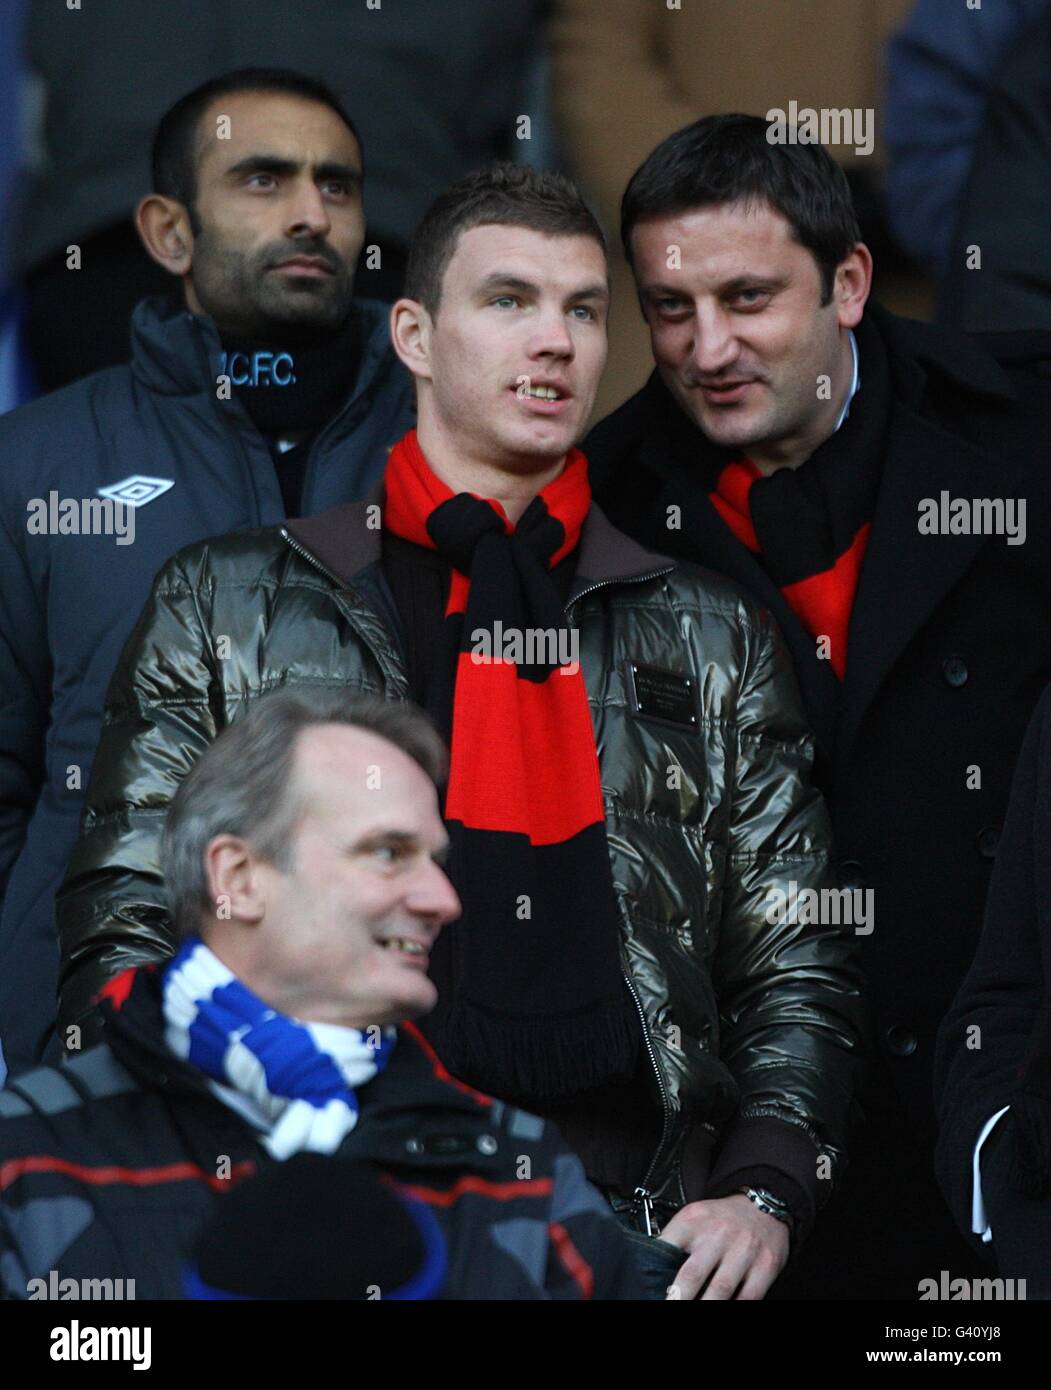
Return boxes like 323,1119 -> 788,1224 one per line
163,937 -> 395,1159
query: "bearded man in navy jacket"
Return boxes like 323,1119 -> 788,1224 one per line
0,67 -> 414,1077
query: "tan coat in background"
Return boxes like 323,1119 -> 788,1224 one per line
549,0 -> 915,418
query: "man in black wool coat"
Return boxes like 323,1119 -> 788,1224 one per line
586,112 -> 1051,1299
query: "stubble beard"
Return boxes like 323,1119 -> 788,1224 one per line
191,232 -> 354,340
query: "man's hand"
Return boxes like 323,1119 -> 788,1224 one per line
658,1194 -> 790,1300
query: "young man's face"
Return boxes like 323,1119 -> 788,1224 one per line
630,200 -> 864,463
248,725 -> 460,1030
422,224 -> 609,470
185,91 -> 365,338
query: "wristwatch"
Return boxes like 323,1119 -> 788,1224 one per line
738,1185 -> 795,1236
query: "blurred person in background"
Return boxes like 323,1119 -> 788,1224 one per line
937,3 -> 1051,332
0,68 -> 414,1082
17,0 -> 548,393
548,0 -> 916,419
186,1152 -> 455,1300
0,0 -> 33,414
883,0 -> 1047,292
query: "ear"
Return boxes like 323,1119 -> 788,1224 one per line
834,242 -> 873,330
135,194 -> 195,278
390,297 -> 434,384
202,834 -> 267,929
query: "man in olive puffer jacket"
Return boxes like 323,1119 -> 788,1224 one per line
56,164 -> 863,1300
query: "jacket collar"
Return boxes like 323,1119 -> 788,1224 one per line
834,391 -> 1008,761
128,292 -> 401,413
282,476 -> 676,594
833,304 -> 1026,759
99,964 -> 496,1126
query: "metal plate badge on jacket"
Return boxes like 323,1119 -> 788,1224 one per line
624,661 -> 700,733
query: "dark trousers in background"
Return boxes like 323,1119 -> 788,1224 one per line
981,1113 -> 1051,1299
770,1064 -> 987,1301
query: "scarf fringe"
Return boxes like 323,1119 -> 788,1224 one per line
444,991 -> 641,1104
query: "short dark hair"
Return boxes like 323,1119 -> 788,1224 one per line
621,113 -> 861,304
404,161 -> 606,315
151,67 -> 362,228
160,687 -> 447,938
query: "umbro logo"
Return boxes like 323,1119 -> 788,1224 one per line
97,476 -> 174,508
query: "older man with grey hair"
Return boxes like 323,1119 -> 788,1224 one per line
0,687 -> 643,1300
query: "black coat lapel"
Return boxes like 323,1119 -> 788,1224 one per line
837,400 -> 1006,761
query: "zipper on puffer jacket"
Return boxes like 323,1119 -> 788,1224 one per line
565,567 -> 677,1231
565,565 -> 673,613
279,537 -> 680,1223
620,970 -> 672,1234
280,527 -> 412,705
280,527 -> 353,592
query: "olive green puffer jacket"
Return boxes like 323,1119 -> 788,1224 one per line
56,499 -> 862,1227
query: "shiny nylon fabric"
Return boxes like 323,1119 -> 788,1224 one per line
381,433 -> 638,1100
57,514 -> 862,1204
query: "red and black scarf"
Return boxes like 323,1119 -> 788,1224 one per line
383,431 -> 639,1103
706,323 -> 890,679
709,460 -> 871,679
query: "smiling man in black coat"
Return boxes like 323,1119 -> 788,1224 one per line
586,113 -> 1051,1299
